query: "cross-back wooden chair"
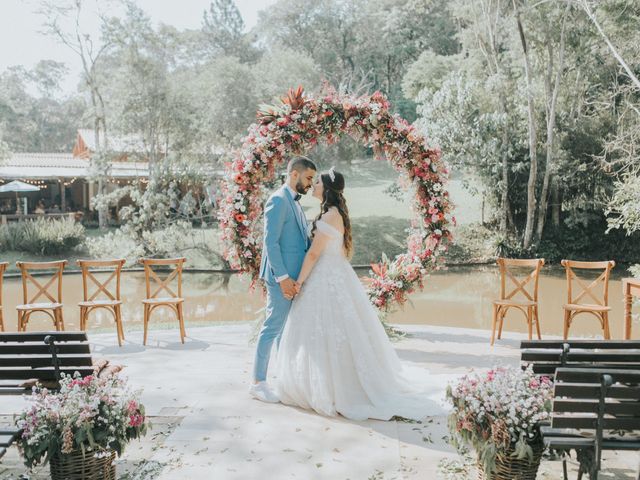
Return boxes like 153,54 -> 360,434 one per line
561,259 -> 615,339
140,257 -> 186,345
491,258 -> 545,345
15,260 -> 67,331
0,262 -> 7,331
77,259 -> 126,346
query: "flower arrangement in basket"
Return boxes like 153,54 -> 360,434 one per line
15,372 -> 148,479
446,366 -> 553,480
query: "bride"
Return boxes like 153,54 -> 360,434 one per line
275,167 -> 445,421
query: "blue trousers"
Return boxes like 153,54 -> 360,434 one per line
253,279 -> 292,382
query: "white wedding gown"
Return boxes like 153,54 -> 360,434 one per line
275,219 -> 448,421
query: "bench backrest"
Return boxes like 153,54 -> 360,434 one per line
0,332 -> 93,388
520,340 -> 640,376
552,368 -> 640,431
552,367 -> 640,474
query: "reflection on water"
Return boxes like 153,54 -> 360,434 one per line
390,265 -> 631,339
1,265 -> 634,339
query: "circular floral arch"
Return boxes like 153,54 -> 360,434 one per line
219,87 -> 454,312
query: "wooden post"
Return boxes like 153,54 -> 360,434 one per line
88,181 -> 94,210
59,179 -> 66,212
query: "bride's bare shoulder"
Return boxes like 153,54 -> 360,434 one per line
322,207 -> 344,231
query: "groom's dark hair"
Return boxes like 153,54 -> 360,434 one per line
287,156 -> 316,174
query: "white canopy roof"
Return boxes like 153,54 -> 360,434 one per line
0,153 -> 149,180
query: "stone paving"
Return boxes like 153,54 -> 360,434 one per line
1,323 -> 638,479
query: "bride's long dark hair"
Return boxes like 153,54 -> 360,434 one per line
311,169 -> 353,259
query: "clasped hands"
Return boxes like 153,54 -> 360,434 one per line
280,277 -> 302,300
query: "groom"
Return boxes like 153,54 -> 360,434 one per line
249,156 -> 317,403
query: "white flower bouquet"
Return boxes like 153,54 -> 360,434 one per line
446,366 -> 553,478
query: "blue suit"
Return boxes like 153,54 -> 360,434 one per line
254,185 -> 310,382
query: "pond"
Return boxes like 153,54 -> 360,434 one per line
1,265 -> 634,339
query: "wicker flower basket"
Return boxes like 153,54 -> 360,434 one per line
50,448 -> 116,480
477,441 -> 544,480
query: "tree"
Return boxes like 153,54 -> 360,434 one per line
202,0 -> 258,61
0,127 -> 10,164
533,3 -> 570,243
576,0 -> 640,91
39,0 -> 113,228
513,0 -> 539,250
0,63 -> 85,152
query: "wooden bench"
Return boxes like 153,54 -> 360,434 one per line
0,332 -> 94,459
520,340 -> 640,376
542,368 -> 640,479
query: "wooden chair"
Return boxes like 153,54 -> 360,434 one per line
0,262 -> 7,332
77,259 -> 126,346
561,260 -> 615,340
15,260 -> 67,331
491,258 -> 545,345
140,257 -> 186,345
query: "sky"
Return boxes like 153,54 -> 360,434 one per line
0,0 -> 277,95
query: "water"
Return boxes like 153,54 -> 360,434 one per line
1,266 -> 634,339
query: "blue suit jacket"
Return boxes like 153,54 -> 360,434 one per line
259,186 -> 310,283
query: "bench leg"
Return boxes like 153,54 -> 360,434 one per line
563,455 -> 569,480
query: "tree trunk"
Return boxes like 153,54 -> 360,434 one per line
535,7 -> 568,243
551,175 -> 560,227
514,1 -> 538,250
59,179 -> 66,212
476,0 -> 511,235
499,94 -> 510,235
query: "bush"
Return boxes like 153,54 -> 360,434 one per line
495,217 -> 640,266
0,217 -> 85,255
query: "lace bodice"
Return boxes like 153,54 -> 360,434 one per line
313,219 -> 345,258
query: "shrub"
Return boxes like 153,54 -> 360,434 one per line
0,217 -> 85,255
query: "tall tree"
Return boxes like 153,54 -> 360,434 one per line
534,3 -> 570,243
513,0 -> 538,249
202,0 -> 258,62
40,0 -> 113,228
